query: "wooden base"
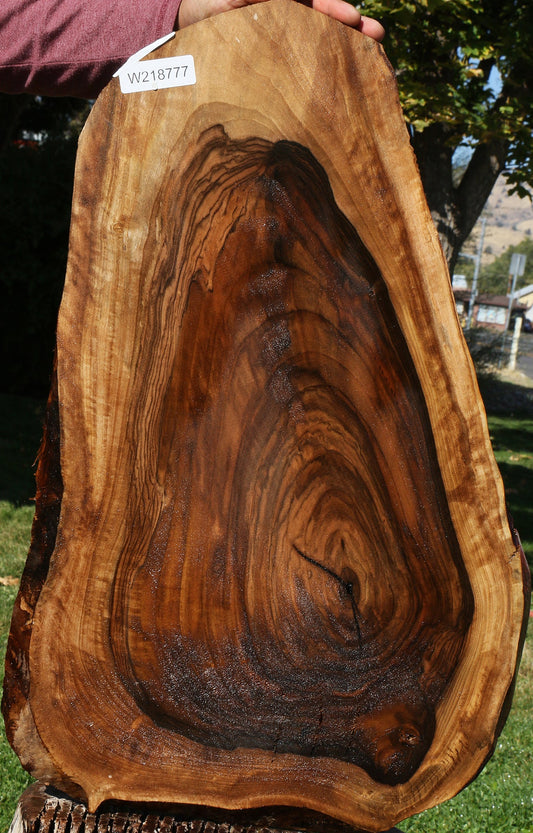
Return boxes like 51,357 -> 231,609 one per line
9,784 -> 403,833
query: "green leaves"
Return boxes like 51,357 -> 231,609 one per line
359,0 -> 533,265
361,0 -> 532,159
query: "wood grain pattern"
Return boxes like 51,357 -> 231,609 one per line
2,3 -> 530,832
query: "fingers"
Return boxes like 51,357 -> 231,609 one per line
357,14 -> 385,41
310,0 -> 385,39
177,0 -> 226,28
309,0 -> 361,27
177,0 -> 385,43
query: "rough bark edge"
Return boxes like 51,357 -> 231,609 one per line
494,512 -> 531,739
9,783 -> 405,833
2,360 -> 63,777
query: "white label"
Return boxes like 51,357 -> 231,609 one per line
118,55 -> 196,93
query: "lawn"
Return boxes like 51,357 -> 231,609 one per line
0,503 -> 33,831
488,413 -> 533,570
401,633 -> 533,833
0,389 -> 531,833
0,393 -> 43,831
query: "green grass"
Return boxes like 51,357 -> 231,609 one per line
401,632 -> 533,832
0,392 -> 532,833
0,504 -> 33,831
488,415 -> 533,572
0,393 -> 42,831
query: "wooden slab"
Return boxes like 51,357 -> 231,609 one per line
2,2 -> 529,832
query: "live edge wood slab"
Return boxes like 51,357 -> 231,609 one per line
2,3 -> 530,832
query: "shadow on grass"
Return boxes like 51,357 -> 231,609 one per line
478,375 -> 533,573
478,374 -> 533,419
496,461 -> 533,570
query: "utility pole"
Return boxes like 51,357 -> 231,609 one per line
500,252 -> 527,368
465,217 -> 487,330
504,252 -> 527,331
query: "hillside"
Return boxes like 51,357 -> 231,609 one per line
463,177 -> 533,263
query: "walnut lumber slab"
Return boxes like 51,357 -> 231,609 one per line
2,3 -> 530,832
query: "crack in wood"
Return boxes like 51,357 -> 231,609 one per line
292,545 -> 362,645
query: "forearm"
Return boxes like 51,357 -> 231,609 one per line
0,0 -> 382,99
0,0 -> 181,98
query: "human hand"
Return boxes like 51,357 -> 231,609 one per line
177,0 -> 385,41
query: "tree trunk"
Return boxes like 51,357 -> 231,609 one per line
2,3 -> 530,832
410,123 -> 459,267
411,124 -> 508,274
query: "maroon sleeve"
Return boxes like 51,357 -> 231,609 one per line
0,0 -> 182,98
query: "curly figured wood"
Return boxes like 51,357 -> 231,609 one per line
2,3 -> 529,832
112,133 -> 473,786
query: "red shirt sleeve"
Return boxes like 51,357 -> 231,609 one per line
0,0 -> 182,98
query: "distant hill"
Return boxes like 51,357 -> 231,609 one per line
463,177 -> 533,263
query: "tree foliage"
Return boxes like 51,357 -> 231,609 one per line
360,0 -> 533,270
480,236 -> 533,295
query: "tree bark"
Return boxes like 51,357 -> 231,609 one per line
2,3 -> 530,832
410,123 -> 459,266
7,783 -> 403,833
411,119 -> 508,274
